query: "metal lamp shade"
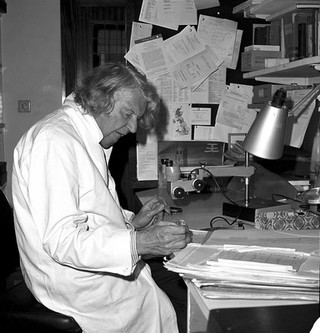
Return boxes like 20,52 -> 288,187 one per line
242,103 -> 288,160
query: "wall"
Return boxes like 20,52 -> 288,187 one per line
2,0 -> 62,202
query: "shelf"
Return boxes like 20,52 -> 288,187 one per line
233,0 -> 320,20
243,56 -> 320,85
250,0 -> 319,16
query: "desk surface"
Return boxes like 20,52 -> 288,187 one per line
136,187 -> 249,230
136,187 -> 319,332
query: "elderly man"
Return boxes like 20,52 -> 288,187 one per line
12,62 -> 192,333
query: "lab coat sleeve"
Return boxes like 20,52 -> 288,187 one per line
18,131 -> 135,276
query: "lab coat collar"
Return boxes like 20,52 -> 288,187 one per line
63,93 -> 104,145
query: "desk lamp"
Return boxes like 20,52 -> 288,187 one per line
222,85 -> 320,222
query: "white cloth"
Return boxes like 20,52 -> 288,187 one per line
310,318 -> 320,333
12,95 -> 178,333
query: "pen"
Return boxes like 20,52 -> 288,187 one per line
170,206 -> 183,214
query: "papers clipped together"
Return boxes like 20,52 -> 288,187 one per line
164,229 -> 320,301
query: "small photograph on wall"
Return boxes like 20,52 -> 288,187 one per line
163,103 -> 192,141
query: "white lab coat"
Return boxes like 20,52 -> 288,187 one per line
12,95 -> 178,333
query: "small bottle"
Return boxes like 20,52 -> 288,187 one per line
310,129 -> 320,186
166,160 -> 181,182
158,158 -> 169,188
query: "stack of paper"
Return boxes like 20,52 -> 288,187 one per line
164,230 -> 320,301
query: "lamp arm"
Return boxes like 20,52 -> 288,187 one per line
290,83 -> 320,118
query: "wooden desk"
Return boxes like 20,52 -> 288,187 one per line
136,188 -> 320,333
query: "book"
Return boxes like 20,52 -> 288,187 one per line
253,24 -> 271,44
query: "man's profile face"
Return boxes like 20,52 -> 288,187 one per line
95,88 -> 146,149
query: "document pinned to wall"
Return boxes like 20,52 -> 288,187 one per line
207,65 -> 227,104
139,0 -> 198,30
164,25 -> 207,67
194,125 -> 223,141
285,88 -> 315,148
129,34 -> 170,79
230,29 -> 243,70
172,45 -> 221,89
197,14 -> 238,68
136,133 -> 158,181
178,0 -> 198,26
194,0 -> 220,10
191,107 -> 211,125
129,22 -> 153,49
216,85 -> 255,139
150,73 -> 191,104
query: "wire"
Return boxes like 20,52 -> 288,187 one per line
187,166 -> 239,206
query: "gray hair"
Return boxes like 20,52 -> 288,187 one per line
74,62 -> 160,129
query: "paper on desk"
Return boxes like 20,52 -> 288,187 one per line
164,229 -> 320,301
200,286 -> 319,301
165,243 -> 319,289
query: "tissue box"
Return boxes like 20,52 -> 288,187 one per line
255,210 -> 320,230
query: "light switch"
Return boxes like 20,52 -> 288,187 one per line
18,100 -> 31,113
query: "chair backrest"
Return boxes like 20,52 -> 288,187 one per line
1,189 -> 20,291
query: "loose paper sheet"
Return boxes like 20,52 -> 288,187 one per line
136,133 -> 158,181
198,14 -> 238,68
133,35 -> 170,79
139,0 -> 198,30
285,89 -> 316,148
216,86 -> 255,135
191,107 -> 211,125
129,22 -> 153,50
194,0 -> 220,10
164,25 -> 207,68
172,45 -> 221,89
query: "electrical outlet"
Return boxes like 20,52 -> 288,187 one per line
18,100 -> 31,113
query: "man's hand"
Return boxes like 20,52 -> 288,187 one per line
131,195 -> 170,230
136,221 -> 193,256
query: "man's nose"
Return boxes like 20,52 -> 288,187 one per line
127,116 -> 138,133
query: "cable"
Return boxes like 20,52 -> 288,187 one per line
209,215 -> 245,230
188,166 -> 247,230
187,166 -> 240,206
